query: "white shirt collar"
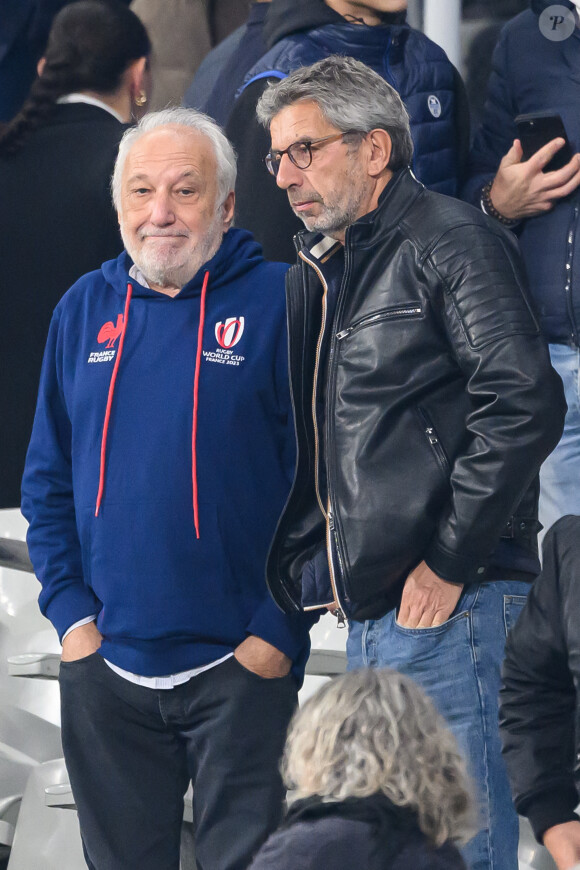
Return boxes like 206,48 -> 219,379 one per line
128,264 -> 151,288
57,93 -> 125,124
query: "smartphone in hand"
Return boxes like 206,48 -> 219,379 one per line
515,111 -> 574,172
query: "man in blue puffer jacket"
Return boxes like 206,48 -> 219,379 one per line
463,0 -> 580,540
21,107 -> 313,870
225,0 -> 470,262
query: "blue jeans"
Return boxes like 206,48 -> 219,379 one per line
539,343 -> 580,541
346,580 -> 528,870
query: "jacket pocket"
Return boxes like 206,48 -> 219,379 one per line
336,305 -> 422,340
415,406 -> 451,478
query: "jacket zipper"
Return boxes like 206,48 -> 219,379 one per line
323,237 -> 357,626
336,306 -> 422,340
298,250 -> 330,519
565,203 -> 579,346
327,507 -> 346,624
417,407 -> 450,474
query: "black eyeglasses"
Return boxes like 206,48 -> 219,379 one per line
265,131 -> 361,176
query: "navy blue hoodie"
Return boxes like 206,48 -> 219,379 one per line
22,228 -> 312,680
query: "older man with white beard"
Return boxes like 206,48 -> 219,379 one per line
21,108 -> 313,870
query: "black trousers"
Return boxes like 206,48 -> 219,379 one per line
59,653 -> 298,870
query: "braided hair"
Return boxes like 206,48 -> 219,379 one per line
0,1 -> 150,157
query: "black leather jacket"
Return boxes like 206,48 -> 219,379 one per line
267,169 -> 566,620
500,516 -> 580,842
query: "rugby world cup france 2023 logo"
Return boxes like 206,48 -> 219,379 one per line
215,317 -> 245,349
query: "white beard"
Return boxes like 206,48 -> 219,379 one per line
121,211 -> 224,290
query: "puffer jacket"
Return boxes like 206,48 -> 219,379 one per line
463,0 -> 580,345
226,0 -> 469,263
267,169 -> 566,621
500,515 -> 580,842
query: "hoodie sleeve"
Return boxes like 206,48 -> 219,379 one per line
21,307 -> 101,641
246,596 -> 316,665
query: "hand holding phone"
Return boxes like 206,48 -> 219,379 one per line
515,112 -> 574,172
485,114 -> 580,221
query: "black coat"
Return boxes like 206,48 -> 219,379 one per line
267,169 -> 565,620
248,795 -> 466,870
0,102 -> 126,507
500,515 -> 580,841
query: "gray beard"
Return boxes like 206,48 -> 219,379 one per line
293,186 -> 368,240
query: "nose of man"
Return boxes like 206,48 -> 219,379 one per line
274,152 -> 303,190
149,190 -> 176,225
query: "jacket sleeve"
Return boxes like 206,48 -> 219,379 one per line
499,517 -> 580,841
461,23 -> 519,207
21,307 -> 101,641
422,221 -> 566,583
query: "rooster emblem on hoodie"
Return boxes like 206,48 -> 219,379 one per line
97,314 -> 124,349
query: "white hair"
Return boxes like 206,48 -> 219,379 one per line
111,107 -> 237,210
283,668 -> 476,847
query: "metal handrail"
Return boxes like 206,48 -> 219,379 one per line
0,538 -> 33,573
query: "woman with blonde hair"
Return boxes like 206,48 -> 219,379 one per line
250,668 -> 474,870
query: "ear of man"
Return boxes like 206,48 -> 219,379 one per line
221,191 -> 235,231
365,128 -> 393,179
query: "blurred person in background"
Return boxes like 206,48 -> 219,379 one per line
130,0 -> 211,110
225,0 -> 470,262
463,0 -> 580,541
130,0 -> 253,111
0,0 -> 71,122
184,0 -> 271,128
500,516 -> 580,870
0,0 -> 150,510
0,1 -> 134,122
249,668 -> 474,870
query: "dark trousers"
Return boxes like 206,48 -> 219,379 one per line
58,653 -> 298,870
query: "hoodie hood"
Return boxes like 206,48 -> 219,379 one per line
264,0 -> 406,49
101,226 -> 264,298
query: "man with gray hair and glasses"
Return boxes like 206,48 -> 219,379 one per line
21,106 -> 312,870
258,55 -> 565,870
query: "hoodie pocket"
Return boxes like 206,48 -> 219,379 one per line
87,499 -> 240,641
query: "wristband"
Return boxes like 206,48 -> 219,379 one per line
481,180 -> 519,227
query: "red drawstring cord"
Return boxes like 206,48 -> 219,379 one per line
95,283 -> 133,517
191,271 -> 210,539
